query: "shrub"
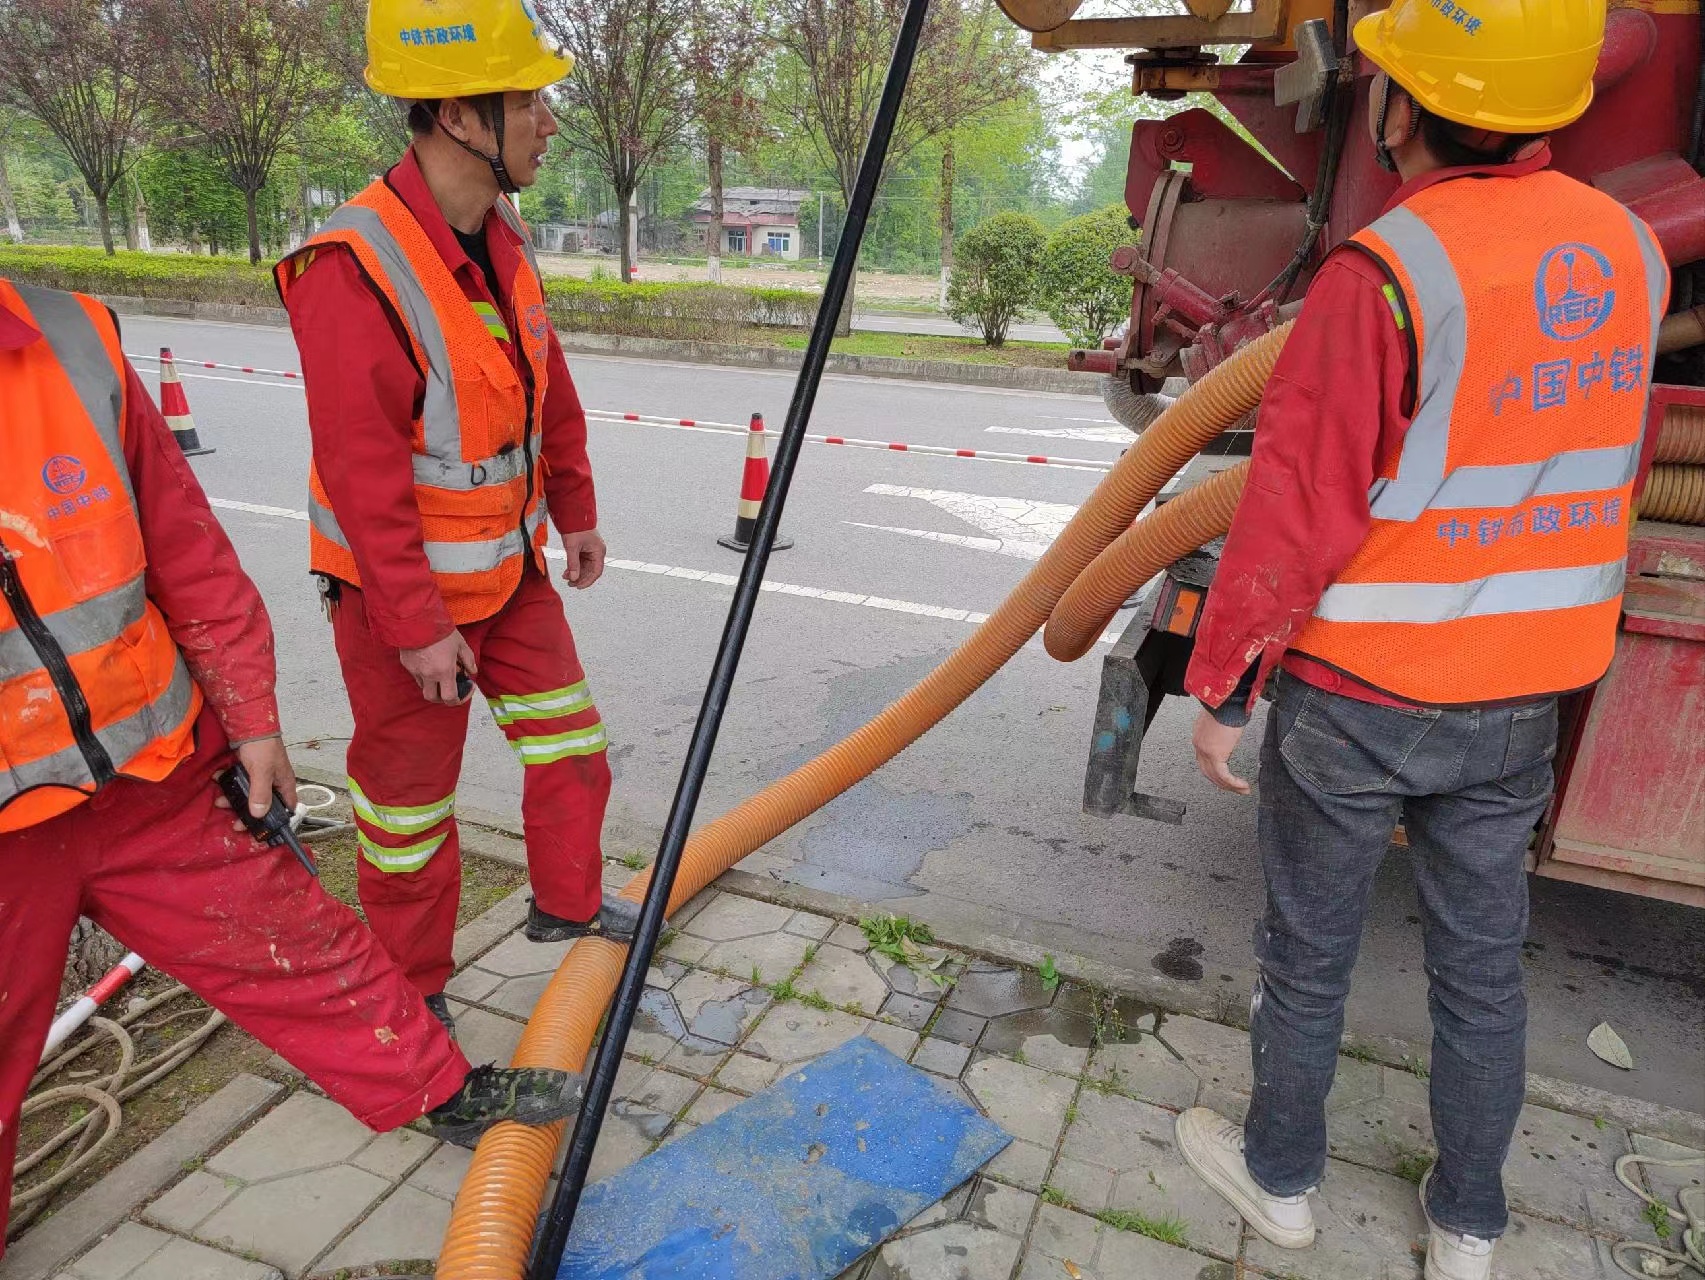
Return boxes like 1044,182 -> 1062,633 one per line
0,244 -> 279,306
1038,205 -> 1136,348
543,278 -> 818,340
946,212 -> 1047,347
0,245 -> 824,340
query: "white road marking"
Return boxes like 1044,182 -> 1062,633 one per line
1042,415 -> 1119,424
204,497 -> 1001,630
846,523 -> 1049,562
986,424 -> 1130,444
863,484 -> 1080,546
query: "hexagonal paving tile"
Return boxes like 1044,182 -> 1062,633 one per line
798,946 -> 891,1015
963,1057 -> 1075,1150
681,895 -> 794,942
744,1006 -> 871,1066
947,962 -> 1057,1018
672,969 -> 772,1045
700,930 -> 815,986
1242,1157 -> 1425,1280
979,1007 -> 1096,1076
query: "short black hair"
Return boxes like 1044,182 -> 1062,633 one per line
406,100 -> 441,136
1415,103 -> 1532,167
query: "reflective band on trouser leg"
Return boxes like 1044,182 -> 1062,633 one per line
349,778 -> 456,835
488,681 -> 593,725
509,723 -> 608,766
350,780 -> 456,873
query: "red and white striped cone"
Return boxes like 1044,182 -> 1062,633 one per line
157,347 -> 213,456
718,413 -> 793,553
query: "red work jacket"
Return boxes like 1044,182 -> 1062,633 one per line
286,148 -> 597,651
0,291 -> 281,748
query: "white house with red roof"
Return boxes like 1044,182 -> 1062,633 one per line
690,188 -> 810,261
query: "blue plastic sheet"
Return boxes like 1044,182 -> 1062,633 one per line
558,1036 -> 1011,1279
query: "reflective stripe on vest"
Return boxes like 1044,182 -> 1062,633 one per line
0,578 -> 146,676
307,493 -> 545,577
308,202 -> 527,495
5,661 -> 198,796
1316,559 -> 1626,625
18,285 -> 131,502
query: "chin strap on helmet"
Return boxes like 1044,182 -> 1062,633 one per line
1373,75 -> 1420,174
439,93 -> 519,193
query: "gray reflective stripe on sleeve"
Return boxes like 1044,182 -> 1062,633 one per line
1412,442 -> 1641,508
0,578 -> 147,678
316,205 -> 462,465
15,284 -> 134,506
1314,559 -> 1625,625
0,656 -> 196,804
1365,208 -> 1467,523
310,492 -> 542,576
1625,210 -> 1668,362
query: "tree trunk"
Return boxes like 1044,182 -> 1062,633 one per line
0,148 -> 23,243
616,184 -> 634,282
123,186 -> 138,252
834,171 -> 857,337
95,190 -> 114,256
707,136 -> 724,285
244,187 -> 261,264
133,172 -> 151,252
938,137 -> 955,310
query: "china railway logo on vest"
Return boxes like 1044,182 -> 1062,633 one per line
41,455 -> 86,495
1535,242 -> 1616,341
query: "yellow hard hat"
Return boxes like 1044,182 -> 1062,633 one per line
1354,0 -> 1605,133
365,0 -> 573,100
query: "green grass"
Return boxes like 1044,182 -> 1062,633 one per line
1040,1184 -> 1070,1207
1039,954 -> 1062,993
1095,1208 -> 1189,1246
1643,1200 -> 1674,1241
774,329 -> 1072,368
766,977 -> 832,1012
616,851 -> 649,870
1393,1151 -> 1435,1185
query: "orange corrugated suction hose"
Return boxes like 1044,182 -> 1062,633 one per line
434,320 -> 1295,1280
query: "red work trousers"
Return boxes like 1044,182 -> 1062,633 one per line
0,707 -> 470,1254
333,562 -> 610,996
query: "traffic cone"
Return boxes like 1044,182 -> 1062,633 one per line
157,348 -> 213,456
718,413 -> 792,553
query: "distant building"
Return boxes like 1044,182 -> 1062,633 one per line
689,188 -> 810,261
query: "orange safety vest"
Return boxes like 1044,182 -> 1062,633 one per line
1291,170 -> 1670,705
275,181 -> 554,625
0,281 -> 202,834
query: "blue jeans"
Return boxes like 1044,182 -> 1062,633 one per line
1243,671 -> 1557,1239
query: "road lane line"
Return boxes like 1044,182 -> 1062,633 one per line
201,497 -> 1108,637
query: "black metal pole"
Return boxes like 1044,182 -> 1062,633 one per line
525,1 -> 934,1275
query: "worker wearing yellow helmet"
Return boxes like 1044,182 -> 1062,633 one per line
1175,4 -> 1668,1280
275,0 -> 634,1040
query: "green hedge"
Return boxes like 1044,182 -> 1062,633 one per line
543,277 -> 818,339
0,244 -> 823,339
0,245 -> 279,306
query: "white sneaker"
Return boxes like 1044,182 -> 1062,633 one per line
1174,1107 -> 1316,1249
1420,1170 -> 1495,1280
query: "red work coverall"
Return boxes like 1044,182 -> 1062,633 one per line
0,301 -> 468,1253
287,150 -> 609,996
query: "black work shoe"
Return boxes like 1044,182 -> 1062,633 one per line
423,992 -> 457,1041
524,893 -> 646,945
425,1063 -> 586,1149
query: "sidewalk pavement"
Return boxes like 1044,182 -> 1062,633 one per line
12,873 -> 1699,1280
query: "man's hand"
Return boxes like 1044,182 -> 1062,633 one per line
1193,708 -> 1252,795
213,735 -> 299,828
561,528 -> 606,589
400,630 -> 476,704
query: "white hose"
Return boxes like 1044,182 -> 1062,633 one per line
1612,1153 -> 1705,1278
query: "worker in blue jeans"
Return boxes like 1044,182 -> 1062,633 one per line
1173,2 -> 1667,1278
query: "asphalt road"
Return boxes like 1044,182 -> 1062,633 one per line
120,312 -> 1705,1114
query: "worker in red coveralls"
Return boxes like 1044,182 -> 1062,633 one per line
1170,3 -> 1666,1280
277,0 -> 635,1038
0,280 -> 595,1255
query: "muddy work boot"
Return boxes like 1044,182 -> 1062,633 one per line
524,893 -> 647,945
423,993 -> 457,1041
425,1064 -> 586,1149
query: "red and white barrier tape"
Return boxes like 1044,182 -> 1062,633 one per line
125,352 -> 1118,473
